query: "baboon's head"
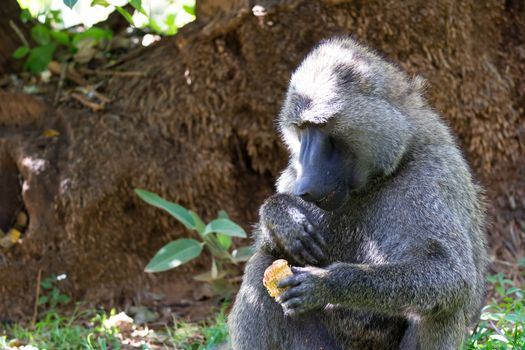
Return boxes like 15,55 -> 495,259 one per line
278,37 -> 422,211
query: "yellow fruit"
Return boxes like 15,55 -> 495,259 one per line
7,229 -> 21,243
263,259 -> 293,298
0,229 -> 21,249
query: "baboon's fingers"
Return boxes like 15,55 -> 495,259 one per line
278,273 -> 306,288
296,234 -> 321,263
278,285 -> 306,303
306,223 -> 327,248
290,239 -> 314,265
281,297 -> 303,310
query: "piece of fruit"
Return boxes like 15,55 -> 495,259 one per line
263,259 -> 293,298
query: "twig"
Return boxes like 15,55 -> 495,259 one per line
9,20 -> 30,48
54,62 -> 68,106
80,69 -> 146,77
71,92 -> 105,111
74,87 -> 112,104
493,259 -> 521,267
32,268 -> 42,327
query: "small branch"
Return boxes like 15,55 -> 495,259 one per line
80,68 -> 146,77
71,92 -> 105,111
9,20 -> 30,48
54,62 -> 68,106
492,259 -> 521,267
32,268 -> 42,327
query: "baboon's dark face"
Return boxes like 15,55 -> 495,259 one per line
279,39 -> 413,211
293,124 -> 358,211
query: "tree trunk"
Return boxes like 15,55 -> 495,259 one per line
0,0 -> 523,319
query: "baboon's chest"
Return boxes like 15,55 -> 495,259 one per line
323,209 -> 391,264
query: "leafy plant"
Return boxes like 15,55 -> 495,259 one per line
38,274 -> 71,310
464,274 -> 525,349
3,308 -> 121,349
135,189 -> 253,290
12,12 -> 112,73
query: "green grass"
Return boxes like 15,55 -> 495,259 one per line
0,305 -> 229,350
1,309 -> 121,350
1,274 -> 523,349
463,274 -> 525,349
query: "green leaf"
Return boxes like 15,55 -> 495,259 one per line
135,189 -> 195,230
115,6 -> 134,25
189,211 -> 205,236
203,234 -> 229,258
12,46 -> 30,59
24,43 -> 56,73
63,0 -> 78,9
183,4 -> 195,16
72,27 -> 112,47
41,278 -> 53,289
205,219 -> 246,237
231,246 -> 253,263
217,210 -> 229,219
216,233 -> 232,250
129,0 -> 142,9
145,239 -> 203,273
37,295 -> 49,305
165,14 -> 177,35
51,31 -> 70,46
489,334 -> 509,343
129,0 -> 147,15
31,24 -> 51,45
57,294 -> 71,304
90,0 -> 111,6
20,9 -> 32,23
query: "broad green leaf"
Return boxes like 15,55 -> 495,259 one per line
129,0 -> 147,16
31,24 -> 51,45
148,19 -> 163,33
129,0 -> 142,9
90,0 -> 111,6
57,294 -> 71,304
216,233 -> 232,250
145,238 -> 203,273
135,189 -> 195,230
51,31 -> 70,46
205,219 -> 246,237
183,4 -> 195,16
189,211 -> 205,236
38,296 -> 48,305
165,14 -> 177,35
41,278 -> 53,289
63,0 -> 78,9
217,210 -> 229,219
231,246 -> 254,263
24,43 -> 56,73
72,27 -> 112,46
116,6 -> 134,25
12,46 -> 30,59
203,234 -> 229,258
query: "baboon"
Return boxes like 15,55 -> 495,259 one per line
229,37 -> 488,350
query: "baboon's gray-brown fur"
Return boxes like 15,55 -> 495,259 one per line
229,37 -> 488,350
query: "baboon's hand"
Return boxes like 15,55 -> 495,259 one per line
260,194 -> 327,266
277,266 -> 330,316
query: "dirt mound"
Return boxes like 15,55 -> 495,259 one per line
0,0 -> 523,319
